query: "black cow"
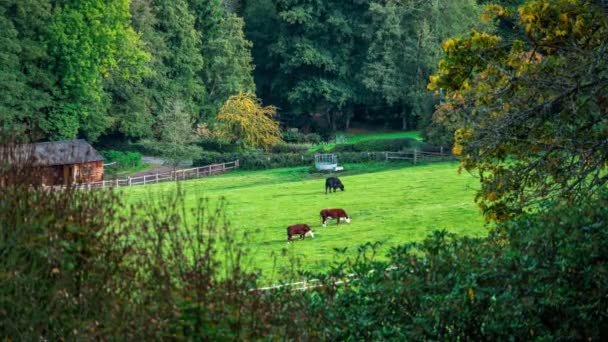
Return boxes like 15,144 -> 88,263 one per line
325,177 -> 344,194
287,224 -> 314,242
320,208 -> 351,227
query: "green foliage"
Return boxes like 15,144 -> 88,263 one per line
270,143 -> 310,154
429,0 -> 608,220
244,0 -> 487,132
190,0 -> 256,118
139,100 -> 203,167
332,138 -> 418,152
269,0 -> 367,130
100,150 -> 142,168
361,0 -> 488,131
48,0 -> 149,141
0,0 -> 55,137
0,150 -> 266,338
274,193 -> 608,340
281,131 -> 322,144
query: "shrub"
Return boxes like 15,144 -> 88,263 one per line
332,138 -> 418,152
100,150 -> 142,168
266,194 -> 608,340
305,133 -> 322,144
198,137 -> 239,153
282,131 -> 323,144
1,144 -> 271,339
271,143 -> 310,154
332,143 -> 357,152
355,137 -> 417,151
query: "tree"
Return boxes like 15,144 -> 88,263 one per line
215,93 -> 281,151
271,0 -> 368,131
47,0 -> 148,141
0,0 -> 56,139
360,0 -> 486,131
189,0 -> 255,120
139,100 -> 202,168
242,0 -> 281,107
428,0 -> 608,220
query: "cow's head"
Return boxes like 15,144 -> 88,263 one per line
339,184 -> 344,191
305,230 -> 314,238
339,217 -> 351,224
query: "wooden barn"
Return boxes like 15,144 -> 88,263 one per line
24,139 -> 104,186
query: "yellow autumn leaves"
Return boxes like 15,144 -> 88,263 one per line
215,93 -> 282,151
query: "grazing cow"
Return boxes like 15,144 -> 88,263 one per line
287,224 -> 314,242
320,208 -> 351,227
325,177 -> 344,194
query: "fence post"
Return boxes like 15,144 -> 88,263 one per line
385,152 -> 388,162
115,179 -> 119,187
236,159 -> 239,169
156,173 -> 159,183
128,177 -> 132,186
414,149 -> 418,164
440,146 -> 444,156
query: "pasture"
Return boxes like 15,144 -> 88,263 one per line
123,161 -> 486,283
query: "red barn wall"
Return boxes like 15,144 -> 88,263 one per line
37,161 -> 104,186
74,161 -> 104,183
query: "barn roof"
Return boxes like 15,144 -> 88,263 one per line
24,139 -> 104,166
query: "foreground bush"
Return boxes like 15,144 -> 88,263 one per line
268,194 -> 608,340
0,144 -> 280,339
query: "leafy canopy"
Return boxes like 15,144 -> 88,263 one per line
215,93 -> 282,151
428,0 -> 608,221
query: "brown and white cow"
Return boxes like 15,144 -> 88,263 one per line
287,224 -> 314,242
320,208 -> 351,227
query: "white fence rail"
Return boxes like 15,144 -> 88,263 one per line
76,160 -> 239,190
254,266 -> 399,292
385,148 -> 455,164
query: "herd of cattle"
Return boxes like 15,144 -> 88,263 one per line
286,177 -> 351,242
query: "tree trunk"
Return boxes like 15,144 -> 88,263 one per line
346,107 -> 353,130
327,110 -> 336,132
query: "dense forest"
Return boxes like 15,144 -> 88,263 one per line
0,0 -> 522,147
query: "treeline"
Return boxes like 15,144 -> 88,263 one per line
243,0 -> 494,132
1,0 -> 526,146
0,0 -> 254,143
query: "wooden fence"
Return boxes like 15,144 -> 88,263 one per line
254,266 -> 399,292
75,160 -> 239,189
385,148 -> 455,164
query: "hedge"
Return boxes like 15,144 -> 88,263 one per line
282,131 -> 322,144
100,150 -> 142,168
332,137 -> 419,152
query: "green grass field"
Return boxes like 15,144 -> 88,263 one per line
123,161 -> 486,283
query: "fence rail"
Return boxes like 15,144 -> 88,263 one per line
75,160 -> 239,190
385,148 -> 455,164
254,266 -> 399,292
